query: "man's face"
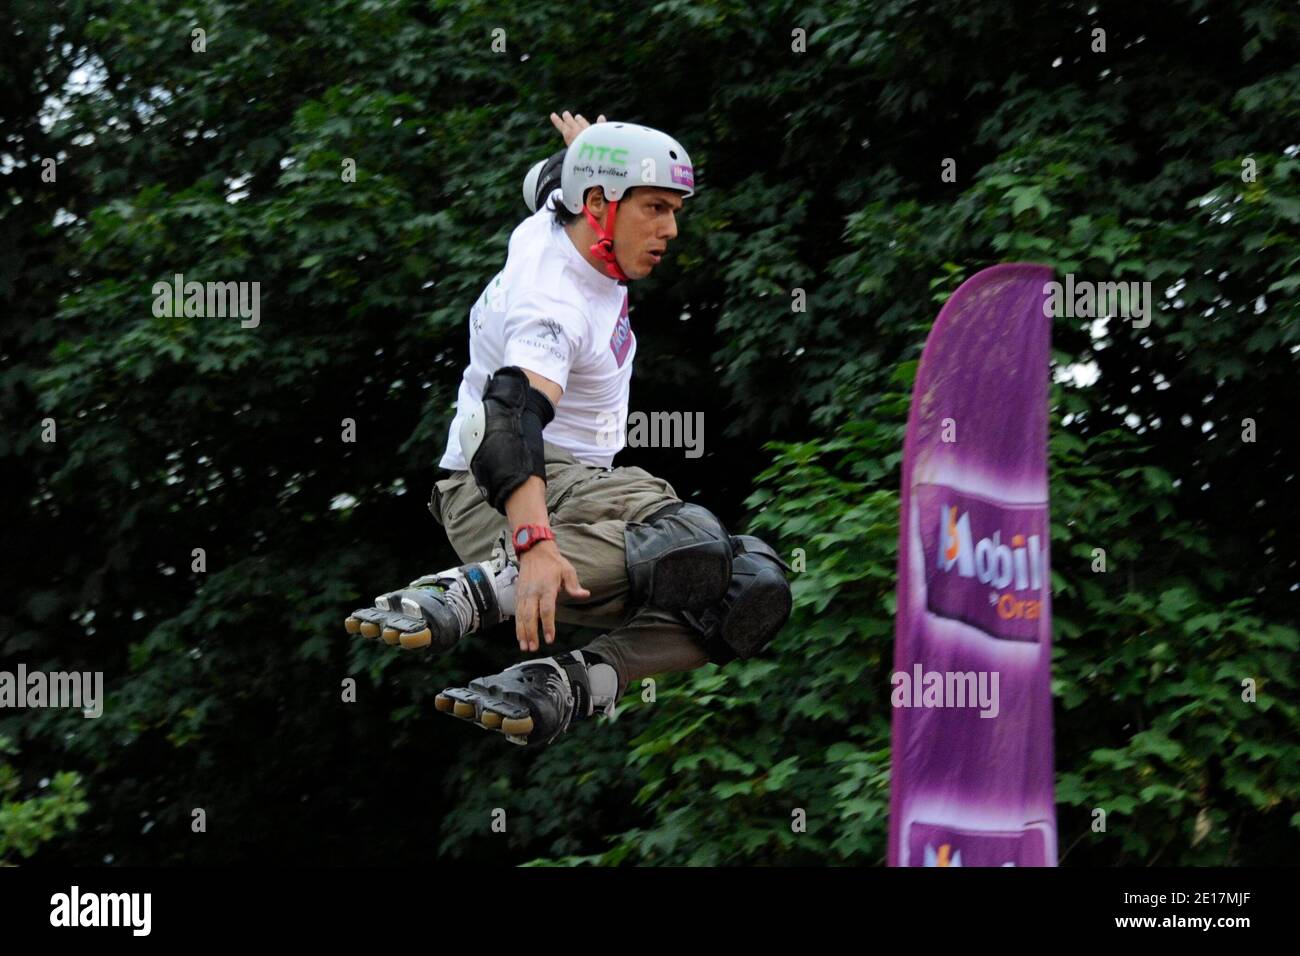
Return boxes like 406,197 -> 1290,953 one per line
592,187 -> 683,280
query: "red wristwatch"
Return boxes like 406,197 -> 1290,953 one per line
512,523 -> 555,555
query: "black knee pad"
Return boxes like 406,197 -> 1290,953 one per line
683,534 -> 793,665
624,501 -> 733,613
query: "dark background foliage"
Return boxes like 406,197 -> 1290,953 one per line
1,0 -> 1296,865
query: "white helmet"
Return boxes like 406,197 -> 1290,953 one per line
560,122 -> 695,214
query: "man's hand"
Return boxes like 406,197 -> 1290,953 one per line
515,539 -> 590,652
550,110 -> 606,147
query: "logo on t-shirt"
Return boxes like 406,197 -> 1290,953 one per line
539,318 -> 562,342
609,293 -> 633,367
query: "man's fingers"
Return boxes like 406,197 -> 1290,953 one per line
550,111 -> 605,147
540,590 -> 558,646
524,593 -> 539,651
516,592 -> 538,651
562,566 -> 590,600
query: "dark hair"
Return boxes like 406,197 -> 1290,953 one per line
551,186 -> 644,228
549,191 -> 582,227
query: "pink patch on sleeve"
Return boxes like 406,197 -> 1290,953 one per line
609,291 -> 633,367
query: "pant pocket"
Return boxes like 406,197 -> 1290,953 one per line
545,462 -> 599,515
429,475 -> 466,527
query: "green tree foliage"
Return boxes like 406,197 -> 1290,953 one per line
1,0 -> 1296,865
0,737 -> 89,864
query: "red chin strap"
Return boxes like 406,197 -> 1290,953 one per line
583,199 -> 630,282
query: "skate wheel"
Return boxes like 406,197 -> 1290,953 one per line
399,628 -> 432,650
359,621 -> 380,639
434,694 -> 455,713
380,628 -> 400,646
480,710 -> 503,729
453,701 -> 477,719
344,616 -> 361,634
501,715 -> 534,736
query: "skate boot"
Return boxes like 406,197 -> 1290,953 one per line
434,650 -> 617,748
344,531 -> 518,650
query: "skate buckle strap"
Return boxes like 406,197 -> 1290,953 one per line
460,563 -> 502,627
554,651 -> 592,720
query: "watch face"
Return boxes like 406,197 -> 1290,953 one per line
514,528 -> 530,547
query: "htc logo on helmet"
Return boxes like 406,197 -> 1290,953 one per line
578,144 -> 629,165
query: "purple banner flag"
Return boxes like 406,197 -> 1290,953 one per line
889,263 -> 1058,867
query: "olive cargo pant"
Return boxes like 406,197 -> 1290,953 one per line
427,441 -> 711,700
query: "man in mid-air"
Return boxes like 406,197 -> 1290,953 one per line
345,112 -> 791,748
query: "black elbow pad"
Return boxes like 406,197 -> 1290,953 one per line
462,366 -> 556,514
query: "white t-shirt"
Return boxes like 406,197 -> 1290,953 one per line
438,189 -> 636,471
